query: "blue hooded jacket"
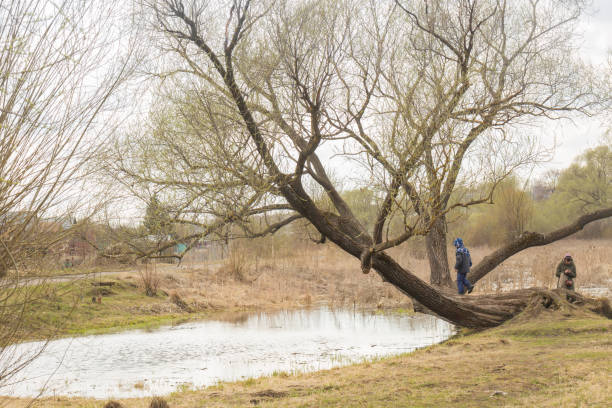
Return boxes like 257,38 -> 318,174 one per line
453,238 -> 472,275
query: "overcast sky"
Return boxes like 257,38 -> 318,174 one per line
545,0 -> 611,172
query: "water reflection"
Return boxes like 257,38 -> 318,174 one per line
2,308 -> 454,399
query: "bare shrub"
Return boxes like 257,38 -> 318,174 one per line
150,396 -> 170,408
169,291 -> 191,312
0,0 -> 134,393
103,401 -> 124,408
222,250 -> 250,282
301,293 -> 312,306
138,264 -> 161,296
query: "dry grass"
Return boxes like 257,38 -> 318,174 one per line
137,264 -> 161,297
184,238 -> 611,309
169,243 -> 413,312
7,243 -> 413,343
471,239 -> 612,296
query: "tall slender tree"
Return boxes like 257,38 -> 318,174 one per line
0,0 -> 134,390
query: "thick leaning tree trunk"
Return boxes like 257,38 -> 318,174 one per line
278,195 -> 528,328
425,215 -> 453,287
296,204 -> 612,328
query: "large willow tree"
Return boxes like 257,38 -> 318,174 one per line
111,0 -> 611,327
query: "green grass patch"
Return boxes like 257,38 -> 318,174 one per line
497,317 -> 612,338
3,278 -> 215,342
566,351 -> 610,360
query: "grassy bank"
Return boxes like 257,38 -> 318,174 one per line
5,311 -> 611,407
10,280 -> 189,341
9,258 -> 414,343
11,274 -> 406,343
10,277 -> 271,342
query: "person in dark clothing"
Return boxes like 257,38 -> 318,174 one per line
556,253 -> 577,290
453,238 -> 474,295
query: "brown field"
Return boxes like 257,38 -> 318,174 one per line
173,237 -> 612,310
467,239 -> 612,295
75,237 -> 612,314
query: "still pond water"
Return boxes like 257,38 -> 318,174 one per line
4,308 -> 454,399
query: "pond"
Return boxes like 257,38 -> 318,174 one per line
2,308 -> 454,399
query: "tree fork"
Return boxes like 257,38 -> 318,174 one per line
468,207 -> 612,284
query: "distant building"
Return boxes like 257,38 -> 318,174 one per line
0,210 -> 38,230
531,183 -> 555,201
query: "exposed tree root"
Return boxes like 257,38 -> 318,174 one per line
414,288 -> 611,328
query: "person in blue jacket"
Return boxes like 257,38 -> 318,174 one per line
453,238 -> 474,295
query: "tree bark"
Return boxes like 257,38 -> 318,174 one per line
425,215 -> 453,287
372,252 -> 514,327
371,251 -> 611,327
